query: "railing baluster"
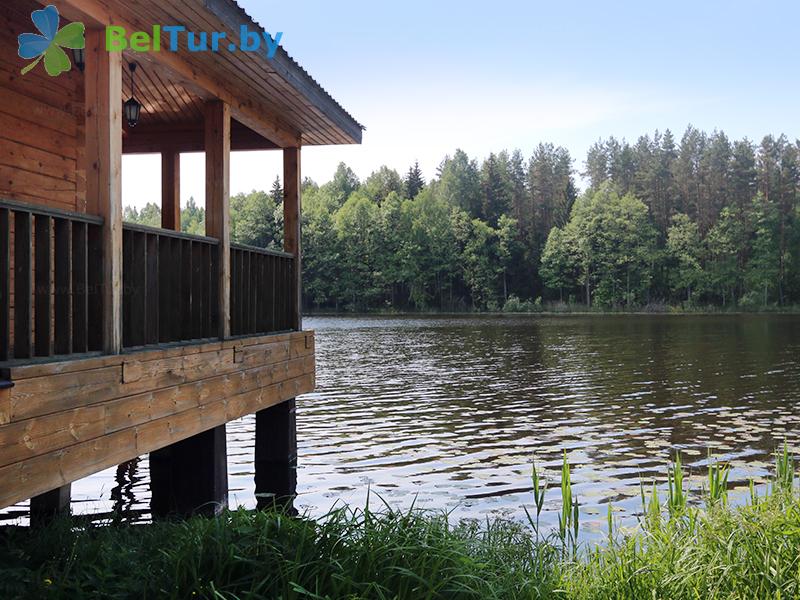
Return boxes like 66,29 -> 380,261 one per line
14,211 -> 32,359
34,215 -> 52,357
0,208 -> 9,361
122,228 -> 133,348
171,237 -> 182,343
53,218 -> 71,356
158,234 -> 171,343
256,254 -> 265,333
226,244 -> 294,337
146,234 -> 159,345
130,231 -> 146,347
72,221 -> 88,353
181,239 -> 192,341
244,251 -> 252,335
201,242 -> 211,338
210,243 -> 219,337
87,224 -> 103,352
0,201 -> 103,363
276,256 -> 285,331
191,241 -> 202,339
230,249 -> 239,335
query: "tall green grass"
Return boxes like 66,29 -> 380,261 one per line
1,447 -> 798,599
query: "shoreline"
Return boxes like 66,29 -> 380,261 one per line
305,309 -> 800,317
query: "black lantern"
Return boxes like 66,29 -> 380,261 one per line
71,48 -> 85,72
124,63 -> 142,128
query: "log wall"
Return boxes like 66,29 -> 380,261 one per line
0,0 -> 86,212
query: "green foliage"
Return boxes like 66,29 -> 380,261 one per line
403,160 -> 426,200
123,202 -> 161,228
363,166 -> 403,203
551,184 -> 657,307
746,193 -> 782,307
2,449 -> 799,599
666,214 -> 703,303
563,447 -> 800,600
230,188 -> 282,250
181,197 -> 205,236
502,295 -> 541,313
122,126 -> 800,312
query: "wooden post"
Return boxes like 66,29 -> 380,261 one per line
30,484 -> 72,524
254,399 -> 297,513
204,101 -> 231,339
84,28 -> 122,354
254,147 -> 302,513
149,427 -> 228,517
149,102 -> 230,518
283,147 -> 301,330
161,151 -> 181,231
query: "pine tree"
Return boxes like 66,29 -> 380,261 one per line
480,153 -> 511,226
270,176 -> 283,206
404,160 -> 425,199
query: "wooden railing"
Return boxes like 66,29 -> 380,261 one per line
0,208 -> 295,357
122,224 -> 219,348
230,243 -> 294,336
0,199 -> 104,361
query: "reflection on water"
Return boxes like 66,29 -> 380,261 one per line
3,315 -> 800,534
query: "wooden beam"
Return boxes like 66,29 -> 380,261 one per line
123,123 -> 279,155
161,151 -> 180,231
205,101 -> 231,339
84,28 -> 122,354
283,147 -> 302,330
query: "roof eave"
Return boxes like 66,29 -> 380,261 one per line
203,0 -> 363,145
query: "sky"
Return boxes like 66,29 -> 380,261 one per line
122,0 -> 800,209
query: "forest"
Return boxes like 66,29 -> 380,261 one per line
124,126 -> 800,312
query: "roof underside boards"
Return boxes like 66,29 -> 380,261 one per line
60,0 -> 364,147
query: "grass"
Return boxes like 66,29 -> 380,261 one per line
1,447 -> 798,599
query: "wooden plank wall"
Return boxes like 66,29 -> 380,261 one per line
0,0 -> 85,212
0,330 -> 315,509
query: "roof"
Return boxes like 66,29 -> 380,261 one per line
217,0 -> 364,137
60,0 -> 364,148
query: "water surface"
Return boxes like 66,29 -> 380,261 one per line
4,315 -> 800,533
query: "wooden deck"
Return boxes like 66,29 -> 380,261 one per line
0,330 -> 314,509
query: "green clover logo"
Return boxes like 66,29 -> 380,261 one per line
18,5 -> 85,77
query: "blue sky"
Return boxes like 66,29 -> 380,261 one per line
124,0 -> 800,208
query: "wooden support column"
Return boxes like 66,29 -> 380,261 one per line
283,147 -> 302,330
84,28 -> 122,354
254,148 -> 302,513
204,101 -> 231,339
254,399 -> 297,513
149,102 -> 230,518
149,427 -> 228,518
161,151 -> 181,231
30,484 -> 72,524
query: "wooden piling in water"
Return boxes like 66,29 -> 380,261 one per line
149,426 -> 228,518
255,400 -> 297,513
30,484 -> 71,524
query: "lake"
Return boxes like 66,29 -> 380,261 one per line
3,314 -> 800,534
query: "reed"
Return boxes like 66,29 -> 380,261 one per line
1,446 -> 797,600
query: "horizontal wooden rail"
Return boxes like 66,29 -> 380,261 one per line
122,224 -> 219,348
230,243 -> 294,336
0,199 -> 104,363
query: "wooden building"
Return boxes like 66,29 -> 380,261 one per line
0,0 -> 362,517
